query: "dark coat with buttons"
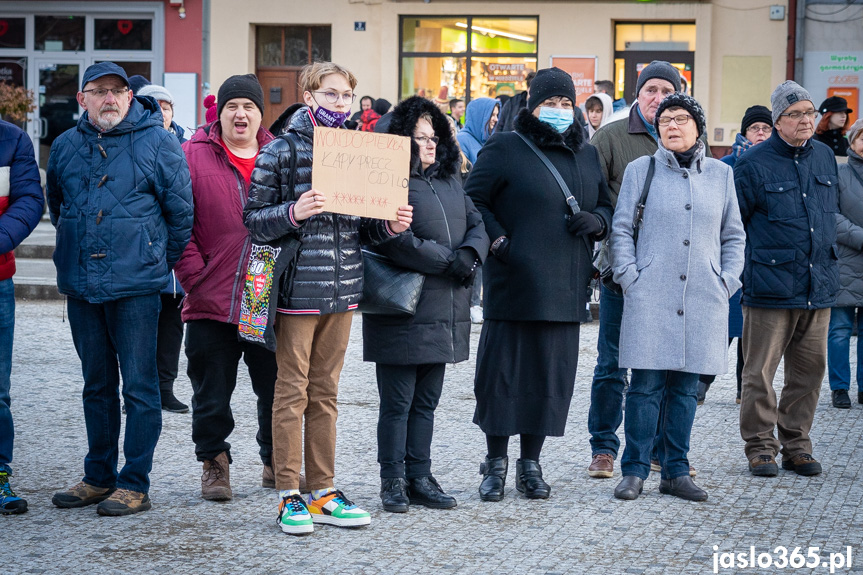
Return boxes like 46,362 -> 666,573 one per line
734,131 -> 840,309
611,143 -> 745,374
814,129 -> 849,157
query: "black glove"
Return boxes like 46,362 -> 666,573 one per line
446,248 -> 478,280
460,267 -> 478,289
567,212 -> 603,237
492,238 -> 511,263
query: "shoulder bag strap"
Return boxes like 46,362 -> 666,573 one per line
632,156 -> 656,245
514,131 -> 580,215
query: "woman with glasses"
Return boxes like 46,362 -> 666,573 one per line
363,96 -> 488,513
465,67 -> 613,501
611,94 -> 745,502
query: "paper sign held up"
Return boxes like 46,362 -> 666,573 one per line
311,127 -> 411,220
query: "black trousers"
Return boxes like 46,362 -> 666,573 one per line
157,293 -> 184,393
186,319 -> 277,465
376,363 -> 446,479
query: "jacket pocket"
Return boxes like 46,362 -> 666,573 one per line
763,180 -> 800,221
52,216 -> 79,292
815,175 -> 839,213
625,252 -> 654,294
710,258 -> 730,297
750,248 -> 795,299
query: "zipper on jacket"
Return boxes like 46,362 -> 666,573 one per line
228,168 -> 251,323
425,176 -> 457,362
333,214 -> 340,312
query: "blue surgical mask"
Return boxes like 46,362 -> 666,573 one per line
538,106 -> 574,133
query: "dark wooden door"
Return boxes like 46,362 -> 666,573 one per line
622,50 -> 695,101
256,68 -> 302,132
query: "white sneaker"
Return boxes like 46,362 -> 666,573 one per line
470,306 -> 484,324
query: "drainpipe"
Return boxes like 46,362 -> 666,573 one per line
787,0 -> 797,80
202,0 -> 211,112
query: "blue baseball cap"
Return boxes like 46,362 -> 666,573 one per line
81,62 -> 130,91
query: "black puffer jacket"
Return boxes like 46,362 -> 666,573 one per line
244,106 -> 394,314
363,96 -> 490,365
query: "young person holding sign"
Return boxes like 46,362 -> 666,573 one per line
244,62 -> 412,536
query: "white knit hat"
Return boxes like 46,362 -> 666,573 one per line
137,84 -> 174,106
847,119 -> 863,147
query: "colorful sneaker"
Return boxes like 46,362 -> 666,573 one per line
278,494 -> 313,535
0,471 -> 27,514
307,489 -> 371,528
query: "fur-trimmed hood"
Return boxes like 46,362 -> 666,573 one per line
513,107 -> 585,154
385,96 -> 461,179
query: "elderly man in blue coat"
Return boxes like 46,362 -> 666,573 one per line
735,81 -> 839,478
46,62 -> 193,515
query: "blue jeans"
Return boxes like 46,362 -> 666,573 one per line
470,267 -> 483,307
827,307 -> 863,392
588,284 -> 627,457
621,369 -> 699,480
67,294 -> 162,494
0,279 -> 14,474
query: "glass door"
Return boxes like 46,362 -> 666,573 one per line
35,59 -> 83,170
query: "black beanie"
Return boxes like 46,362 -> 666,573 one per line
528,67 -> 577,113
740,105 -> 772,135
654,93 -> 706,137
635,61 -> 682,97
217,74 -> 265,117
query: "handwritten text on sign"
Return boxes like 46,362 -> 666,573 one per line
311,127 -> 411,220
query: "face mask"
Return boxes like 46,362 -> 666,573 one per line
312,103 -> 349,128
538,106 -> 574,133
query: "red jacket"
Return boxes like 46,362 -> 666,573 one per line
175,121 -> 274,324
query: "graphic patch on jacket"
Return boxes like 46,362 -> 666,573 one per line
239,244 -> 281,343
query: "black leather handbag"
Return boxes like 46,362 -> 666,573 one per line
358,249 -> 426,316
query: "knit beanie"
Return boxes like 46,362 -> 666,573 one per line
635,61 -> 682,96
128,74 -> 151,94
203,94 -> 218,124
137,84 -> 174,106
654,93 -> 706,137
770,81 -> 812,123
217,74 -> 264,117
528,67 -> 577,113
740,105 -> 772,135
847,119 -> 863,148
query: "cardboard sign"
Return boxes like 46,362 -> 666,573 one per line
550,56 -> 597,106
311,127 -> 410,220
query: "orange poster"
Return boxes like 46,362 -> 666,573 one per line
550,56 -> 597,107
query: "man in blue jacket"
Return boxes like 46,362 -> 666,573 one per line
735,81 -> 838,478
0,121 -> 44,514
46,62 -> 193,515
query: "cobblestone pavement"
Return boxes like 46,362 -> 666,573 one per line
3,301 -> 863,574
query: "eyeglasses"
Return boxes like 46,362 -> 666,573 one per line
746,125 -> 773,134
312,91 -> 357,105
82,87 -> 129,99
779,110 -> 818,122
414,136 -> 439,146
657,114 -> 692,127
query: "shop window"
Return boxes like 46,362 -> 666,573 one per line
94,19 -> 153,51
256,26 -> 332,68
35,16 -> 85,52
614,22 -> 695,99
0,18 -> 26,50
97,61 -> 152,82
400,16 -> 538,103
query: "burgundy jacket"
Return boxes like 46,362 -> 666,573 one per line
175,121 -> 274,324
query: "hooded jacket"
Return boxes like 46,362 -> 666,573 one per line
362,96 -> 489,365
46,96 -> 193,303
175,121 -> 274,323
457,98 -> 499,164
244,105 -> 394,314
584,92 -> 615,140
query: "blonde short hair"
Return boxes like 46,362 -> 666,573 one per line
299,62 -> 358,93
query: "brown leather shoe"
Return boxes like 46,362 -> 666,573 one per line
96,488 -> 152,516
587,453 -> 614,478
201,452 -> 232,501
52,481 -> 116,508
262,464 -> 275,489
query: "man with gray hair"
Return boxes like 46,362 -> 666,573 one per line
734,80 -> 839,478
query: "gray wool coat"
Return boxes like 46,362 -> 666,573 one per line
835,149 -> 863,307
611,143 -> 746,375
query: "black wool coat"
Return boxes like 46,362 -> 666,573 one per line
362,96 -> 490,365
465,108 -> 613,323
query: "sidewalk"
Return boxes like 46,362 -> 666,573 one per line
3,301 -> 862,574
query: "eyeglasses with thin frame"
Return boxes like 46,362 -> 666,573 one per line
414,136 -> 439,146
657,114 -> 693,127
81,87 -> 130,99
746,125 -> 773,135
779,110 -> 818,122
312,91 -> 357,105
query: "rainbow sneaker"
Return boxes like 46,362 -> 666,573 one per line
0,471 -> 27,514
307,489 -> 370,528
278,494 -> 314,535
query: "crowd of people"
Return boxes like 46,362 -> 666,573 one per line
0,58 -> 860,539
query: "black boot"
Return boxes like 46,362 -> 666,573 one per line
696,380 -> 710,405
478,456 -> 508,502
515,459 -> 550,499
832,389 -> 851,409
161,387 -> 189,413
380,477 -> 409,513
407,476 -> 456,509
614,476 -> 644,500
659,475 -> 708,501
